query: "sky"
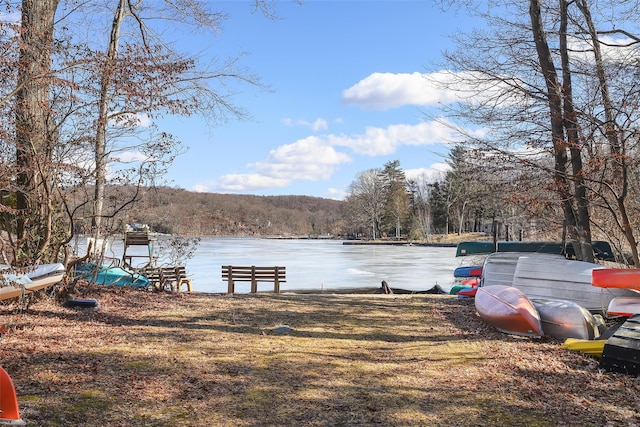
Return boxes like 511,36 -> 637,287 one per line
157,1 -> 474,199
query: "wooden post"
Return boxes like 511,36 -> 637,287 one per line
226,266 -> 235,294
250,265 -> 257,293
274,266 -> 280,293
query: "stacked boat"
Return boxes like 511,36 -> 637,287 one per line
461,248 -> 637,337
451,265 -> 482,297
590,268 -> 640,375
456,244 -> 640,375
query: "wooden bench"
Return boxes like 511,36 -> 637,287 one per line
221,265 -> 285,294
145,266 -> 192,292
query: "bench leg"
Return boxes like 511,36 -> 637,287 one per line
181,280 -> 192,292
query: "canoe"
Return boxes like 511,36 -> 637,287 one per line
453,265 -> 482,278
74,263 -> 150,288
511,256 -> 635,313
481,252 -> 564,288
475,285 -> 542,336
457,287 -> 477,297
531,297 -> 603,340
0,263 -> 66,301
607,296 -> 640,317
450,284 -> 470,295
599,314 -> 640,375
562,338 -> 606,358
462,277 -> 480,287
592,268 -> 640,290
456,240 -> 614,260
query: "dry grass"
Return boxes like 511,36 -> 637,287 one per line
0,286 -> 638,426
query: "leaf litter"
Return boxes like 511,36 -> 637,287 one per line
0,285 -> 637,426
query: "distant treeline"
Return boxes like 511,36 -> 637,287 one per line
82,186 -> 347,237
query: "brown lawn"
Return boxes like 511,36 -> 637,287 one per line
0,286 -> 638,426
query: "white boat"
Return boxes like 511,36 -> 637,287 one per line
607,296 -> 640,317
531,297 -> 604,340
511,256 -> 635,313
0,263 -> 66,301
481,252 -> 564,288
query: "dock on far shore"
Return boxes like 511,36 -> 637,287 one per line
341,240 -> 456,247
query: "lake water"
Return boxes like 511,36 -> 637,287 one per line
75,237 -> 465,294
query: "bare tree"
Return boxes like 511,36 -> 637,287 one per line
407,174 -> 436,241
433,1 -> 640,262
346,169 -> 386,240
1,1 -> 279,265
13,0 -> 60,264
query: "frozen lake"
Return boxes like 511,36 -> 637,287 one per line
75,237 -> 465,294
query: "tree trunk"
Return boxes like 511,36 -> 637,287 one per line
576,0 -> 639,266
15,0 -> 60,262
529,0 -> 583,257
559,0 -> 594,262
92,0 -> 128,238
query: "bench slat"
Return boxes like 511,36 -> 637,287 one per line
222,273 -> 286,279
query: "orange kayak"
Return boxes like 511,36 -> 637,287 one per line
592,269 -> 640,289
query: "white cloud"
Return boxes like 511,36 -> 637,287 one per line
215,174 -> 291,192
328,120 -> 461,156
342,72 -> 455,110
192,120 -> 471,193
196,136 -> 352,193
405,164 -> 450,183
324,187 -> 347,200
252,136 -> 351,180
568,35 -> 640,64
342,71 -> 527,110
114,151 -> 148,163
281,117 -> 330,132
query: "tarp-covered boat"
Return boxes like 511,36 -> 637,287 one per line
74,262 -> 150,288
475,285 -> 542,337
456,240 -> 614,260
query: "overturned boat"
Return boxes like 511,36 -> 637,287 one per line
0,263 -> 66,301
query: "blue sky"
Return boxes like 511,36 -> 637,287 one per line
160,1 -> 471,199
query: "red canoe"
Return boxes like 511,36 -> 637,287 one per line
592,269 -> 640,290
475,285 -> 542,336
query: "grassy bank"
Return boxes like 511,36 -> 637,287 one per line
0,287 -> 638,426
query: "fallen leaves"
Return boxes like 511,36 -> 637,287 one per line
0,286 -> 637,426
